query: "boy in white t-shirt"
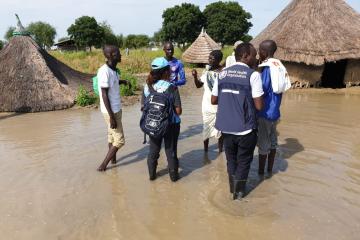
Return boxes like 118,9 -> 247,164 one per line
97,45 -> 131,171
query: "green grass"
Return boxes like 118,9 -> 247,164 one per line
50,48 -> 183,75
76,85 -> 98,106
120,71 -> 138,96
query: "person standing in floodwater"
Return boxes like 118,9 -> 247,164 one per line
192,50 -> 224,153
211,43 -> 264,200
257,40 -> 286,175
97,45 -> 130,171
163,41 -> 186,162
141,57 -> 182,182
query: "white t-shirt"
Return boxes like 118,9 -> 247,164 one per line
225,54 -> 236,68
200,69 -> 218,114
98,64 -> 122,113
211,62 -> 264,135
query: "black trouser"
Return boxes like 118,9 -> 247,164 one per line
147,124 -> 179,174
223,131 -> 257,181
173,123 -> 180,161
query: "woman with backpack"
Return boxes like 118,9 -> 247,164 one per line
141,57 -> 182,182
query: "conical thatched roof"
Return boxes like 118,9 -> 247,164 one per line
0,36 -> 92,112
182,29 -> 221,64
251,0 -> 360,66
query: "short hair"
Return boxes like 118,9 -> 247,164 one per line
260,40 -> 277,55
210,50 -> 223,62
163,41 -> 174,48
235,42 -> 254,61
102,45 -> 119,57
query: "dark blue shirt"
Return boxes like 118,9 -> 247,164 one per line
168,58 -> 186,86
259,67 -> 282,121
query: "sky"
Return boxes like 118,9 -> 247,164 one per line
0,0 -> 359,41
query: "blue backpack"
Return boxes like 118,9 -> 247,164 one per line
140,86 -> 175,139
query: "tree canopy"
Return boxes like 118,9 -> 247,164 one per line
99,21 -> 119,46
162,3 -> 204,45
4,26 -> 15,41
203,1 -> 252,46
124,35 -> 150,49
27,21 -> 57,48
0,40 -> 3,50
67,16 -> 105,51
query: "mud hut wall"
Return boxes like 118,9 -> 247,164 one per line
344,60 -> 360,86
284,62 -> 324,87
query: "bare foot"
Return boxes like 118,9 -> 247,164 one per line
97,164 -> 107,172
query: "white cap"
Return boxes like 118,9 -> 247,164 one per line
234,40 -> 243,49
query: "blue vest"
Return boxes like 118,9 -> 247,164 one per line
215,64 -> 257,133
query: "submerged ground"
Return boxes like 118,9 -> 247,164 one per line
0,88 -> 360,240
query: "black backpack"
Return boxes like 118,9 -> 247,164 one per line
140,85 -> 175,139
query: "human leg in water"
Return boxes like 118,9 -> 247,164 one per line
98,146 -> 119,171
204,138 -> 209,152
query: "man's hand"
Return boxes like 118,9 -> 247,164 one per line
126,80 -> 132,89
110,116 -> 117,129
192,69 -> 197,78
119,80 -> 131,88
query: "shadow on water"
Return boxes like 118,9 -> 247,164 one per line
245,138 -> 303,197
179,124 -> 203,140
0,112 -> 26,121
280,138 -> 304,159
246,154 -> 289,196
107,144 -> 149,170
179,145 -> 219,178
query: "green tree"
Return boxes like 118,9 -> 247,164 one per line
203,1 -> 252,46
116,34 -> 124,48
124,34 -> 150,49
162,3 -> 204,46
99,21 -> 119,46
0,40 -> 3,50
4,26 -> 15,41
67,16 -> 104,51
152,29 -> 165,45
27,21 -> 57,48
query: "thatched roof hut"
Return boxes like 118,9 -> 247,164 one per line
0,36 -> 92,112
251,0 -> 360,88
182,29 -> 221,64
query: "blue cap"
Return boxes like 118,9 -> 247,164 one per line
151,57 -> 169,70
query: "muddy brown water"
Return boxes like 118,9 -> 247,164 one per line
1,92 -> 360,240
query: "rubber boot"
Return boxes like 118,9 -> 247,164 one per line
267,149 -> 276,173
169,169 -> 179,182
258,154 -> 267,175
148,165 -> 157,181
233,179 -> 246,200
228,175 -> 235,193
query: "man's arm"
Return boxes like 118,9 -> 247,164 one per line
211,95 -> 218,105
211,77 -> 219,105
101,88 -> 117,129
173,87 -> 182,115
192,69 -> 203,88
251,71 -> 264,111
253,97 -> 263,111
176,61 -> 186,86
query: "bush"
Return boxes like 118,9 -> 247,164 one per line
120,71 -> 138,96
76,85 -> 98,106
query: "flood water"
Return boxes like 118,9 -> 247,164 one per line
0,92 -> 360,240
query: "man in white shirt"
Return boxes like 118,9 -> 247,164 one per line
225,40 -> 243,68
97,45 -> 130,171
211,42 -> 264,200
